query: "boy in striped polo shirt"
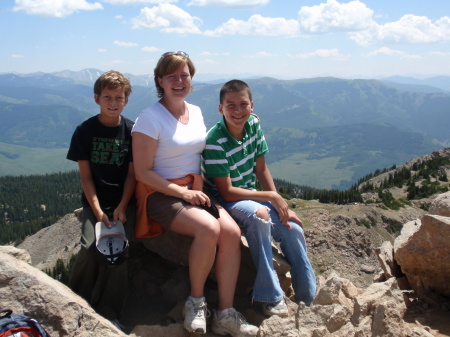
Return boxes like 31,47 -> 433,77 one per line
203,80 -> 316,317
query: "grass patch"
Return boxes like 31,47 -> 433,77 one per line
0,142 -> 77,176
269,153 -> 355,190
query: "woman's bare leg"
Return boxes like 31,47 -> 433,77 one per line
171,206 -> 220,297
215,208 -> 241,310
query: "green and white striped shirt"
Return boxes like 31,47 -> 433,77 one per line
203,115 -> 268,196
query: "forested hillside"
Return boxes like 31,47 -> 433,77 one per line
1,149 -> 448,246
0,171 -> 80,244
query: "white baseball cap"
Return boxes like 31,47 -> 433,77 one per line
95,220 -> 129,267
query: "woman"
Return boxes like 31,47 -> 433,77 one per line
132,51 -> 257,337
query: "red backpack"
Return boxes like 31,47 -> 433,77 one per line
0,309 -> 50,337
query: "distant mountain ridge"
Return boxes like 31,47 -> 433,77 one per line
4,69 -> 450,92
381,75 -> 450,92
0,70 -> 449,189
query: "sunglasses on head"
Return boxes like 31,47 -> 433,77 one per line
161,51 -> 189,59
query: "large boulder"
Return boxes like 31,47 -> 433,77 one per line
394,214 -> 450,299
429,191 -> 450,217
0,246 -> 128,337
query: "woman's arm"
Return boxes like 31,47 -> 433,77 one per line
132,132 -> 210,206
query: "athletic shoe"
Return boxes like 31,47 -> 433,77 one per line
261,297 -> 288,317
182,297 -> 209,334
212,308 -> 258,337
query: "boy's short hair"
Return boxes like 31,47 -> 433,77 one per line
154,52 -> 196,98
94,70 -> 132,97
220,79 -> 252,104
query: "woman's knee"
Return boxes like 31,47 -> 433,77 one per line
220,220 -> 241,246
198,218 -> 220,240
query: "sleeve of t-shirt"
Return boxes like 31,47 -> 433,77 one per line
255,120 -> 269,158
132,107 -> 161,140
203,137 -> 230,179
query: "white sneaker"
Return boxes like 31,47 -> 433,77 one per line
212,308 -> 258,337
261,298 -> 288,317
182,297 -> 209,334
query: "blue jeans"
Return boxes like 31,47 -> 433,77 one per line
218,198 -> 316,305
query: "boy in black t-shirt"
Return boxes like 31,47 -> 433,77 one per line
67,71 -> 135,329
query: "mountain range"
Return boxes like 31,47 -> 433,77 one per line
0,69 -> 449,189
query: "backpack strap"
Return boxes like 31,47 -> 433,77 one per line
0,310 -> 12,319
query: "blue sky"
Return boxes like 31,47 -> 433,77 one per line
1,0 -> 450,80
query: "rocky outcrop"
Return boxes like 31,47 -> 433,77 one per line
5,192 -> 450,336
18,212 -> 81,270
377,191 -> 450,303
394,214 -> 450,300
0,246 -> 129,337
2,245 -> 436,337
429,191 -> 450,217
258,275 -> 434,337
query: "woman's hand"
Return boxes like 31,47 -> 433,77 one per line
181,189 -> 211,206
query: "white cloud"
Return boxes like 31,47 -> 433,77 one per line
113,40 -> 139,47
204,14 -> 299,36
98,48 -> 107,52
11,54 -> 25,58
244,51 -> 276,58
430,51 -> 450,57
199,51 -> 230,56
142,46 -> 161,52
13,0 -> 102,17
350,15 -> 450,45
367,47 -> 422,59
188,0 -> 269,8
288,49 -> 347,60
298,0 -> 374,33
296,0 -> 450,46
131,3 -> 202,34
111,59 -> 127,65
103,0 -> 177,4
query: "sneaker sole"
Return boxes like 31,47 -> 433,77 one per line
184,327 -> 206,334
213,324 -> 256,337
184,321 -> 206,334
262,308 -> 289,317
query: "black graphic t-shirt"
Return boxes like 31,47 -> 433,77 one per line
67,115 -> 134,211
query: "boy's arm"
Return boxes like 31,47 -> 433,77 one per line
78,160 -> 111,227
113,162 -> 136,224
212,156 -> 284,212
254,155 -> 292,226
255,156 -> 303,228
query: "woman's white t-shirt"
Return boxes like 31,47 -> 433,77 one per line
132,101 -> 207,180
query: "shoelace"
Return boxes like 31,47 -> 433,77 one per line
193,302 -> 211,318
229,310 -> 247,324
